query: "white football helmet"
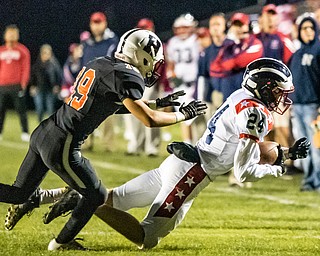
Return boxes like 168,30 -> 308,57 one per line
242,58 -> 294,115
173,13 -> 198,28
173,13 -> 198,39
115,28 -> 164,87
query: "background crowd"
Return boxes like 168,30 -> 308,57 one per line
0,1 -> 319,191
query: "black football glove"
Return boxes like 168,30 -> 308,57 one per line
179,100 -> 207,120
156,90 -> 186,107
288,137 -> 311,160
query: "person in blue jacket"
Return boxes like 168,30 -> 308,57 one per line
288,13 -> 320,191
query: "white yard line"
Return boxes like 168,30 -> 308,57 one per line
90,160 -> 145,174
216,187 -> 320,209
0,140 -> 145,175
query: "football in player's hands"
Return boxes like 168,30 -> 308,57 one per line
258,141 -> 279,165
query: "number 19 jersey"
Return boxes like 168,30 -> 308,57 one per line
54,57 -> 145,144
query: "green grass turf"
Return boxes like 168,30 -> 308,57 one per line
0,111 -> 319,255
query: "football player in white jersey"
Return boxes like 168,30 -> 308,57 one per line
166,13 -> 202,144
7,58 -> 310,250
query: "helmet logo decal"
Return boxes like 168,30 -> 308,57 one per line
143,35 -> 161,58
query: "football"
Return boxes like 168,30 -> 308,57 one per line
258,141 -> 279,164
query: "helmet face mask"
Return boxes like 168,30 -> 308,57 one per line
242,58 -> 294,115
144,59 -> 164,87
115,29 -> 164,87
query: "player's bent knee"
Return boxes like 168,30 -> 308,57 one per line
86,181 -> 107,207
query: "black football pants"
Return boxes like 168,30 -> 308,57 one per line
0,118 -> 107,243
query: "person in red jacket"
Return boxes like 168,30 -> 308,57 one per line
210,12 -> 263,101
0,24 -> 31,141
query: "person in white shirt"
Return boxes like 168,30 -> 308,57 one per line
166,13 -> 202,144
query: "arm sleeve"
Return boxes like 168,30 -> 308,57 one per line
233,38 -> 263,69
233,138 -> 284,182
122,81 -> 144,100
118,71 -> 144,101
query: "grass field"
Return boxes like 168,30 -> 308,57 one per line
0,111 -> 320,255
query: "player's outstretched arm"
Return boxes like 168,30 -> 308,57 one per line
123,98 -> 207,128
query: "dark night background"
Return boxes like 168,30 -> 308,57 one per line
0,0 -> 262,65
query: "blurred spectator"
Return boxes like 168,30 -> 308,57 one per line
81,11 -> 119,151
29,44 -> 62,122
291,21 -> 301,50
136,18 -> 155,30
166,13 -> 201,144
196,27 -> 212,50
0,25 -> 30,141
192,27 -> 212,139
196,26 -> 212,114
80,31 -> 91,42
81,12 -> 118,66
197,13 -> 230,119
314,7 -> 320,27
277,4 -> 297,37
288,14 -> 320,191
256,4 -> 295,64
256,4 -> 296,169
210,13 -> 263,101
124,18 -> 162,156
60,43 -> 83,100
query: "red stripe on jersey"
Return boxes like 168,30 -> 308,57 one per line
235,99 -> 263,114
235,99 -> 274,131
154,163 -> 207,218
239,133 -> 259,142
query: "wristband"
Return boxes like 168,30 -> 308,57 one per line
174,112 -> 185,123
148,100 -> 157,110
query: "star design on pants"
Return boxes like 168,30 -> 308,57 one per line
175,189 -> 185,199
164,202 -> 175,212
185,176 -> 195,187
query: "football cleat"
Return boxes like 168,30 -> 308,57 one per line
43,187 -> 81,224
4,189 -> 40,231
48,238 -> 86,251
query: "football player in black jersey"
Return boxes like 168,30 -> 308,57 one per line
0,29 -> 207,250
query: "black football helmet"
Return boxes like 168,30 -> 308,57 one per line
242,58 -> 294,115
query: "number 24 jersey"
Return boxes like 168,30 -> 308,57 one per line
196,89 -> 274,178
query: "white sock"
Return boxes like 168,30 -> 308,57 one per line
48,239 -> 62,251
39,187 -> 68,205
